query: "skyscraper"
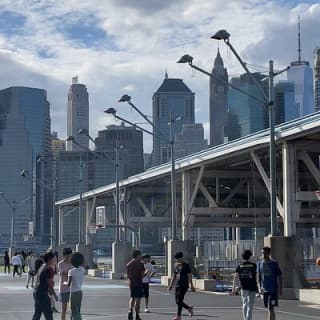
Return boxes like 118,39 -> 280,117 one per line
175,123 -> 207,159
0,87 -> 52,245
66,77 -> 89,151
209,50 -> 228,146
286,18 -> 314,116
152,73 -> 195,166
227,73 -> 268,140
95,123 -> 144,178
275,81 -> 297,124
314,47 -> 320,111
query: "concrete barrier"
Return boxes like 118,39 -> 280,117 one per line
299,289 -> 320,304
161,276 -> 216,291
194,279 -> 216,291
87,269 -> 102,277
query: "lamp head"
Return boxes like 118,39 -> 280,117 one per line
20,169 -> 28,177
177,54 -> 194,64
211,29 -> 230,41
118,94 -> 131,102
66,136 -> 75,142
104,107 -> 117,115
78,128 -> 88,135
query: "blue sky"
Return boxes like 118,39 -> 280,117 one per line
0,0 -> 319,151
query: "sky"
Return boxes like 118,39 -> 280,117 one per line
0,0 -> 319,152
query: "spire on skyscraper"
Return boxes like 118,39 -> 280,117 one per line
165,69 -> 168,79
298,16 -> 301,64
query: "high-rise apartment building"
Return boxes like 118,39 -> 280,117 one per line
287,18 -> 314,116
175,124 -> 207,159
152,74 -> 195,165
0,87 -> 52,245
275,81 -> 298,124
227,73 -> 268,140
66,77 -> 89,151
95,123 -> 144,178
209,50 -> 228,146
314,47 -> 320,111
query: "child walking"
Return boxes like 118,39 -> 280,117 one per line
65,252 -> 85,320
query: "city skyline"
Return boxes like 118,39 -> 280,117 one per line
0,1 -> 319,152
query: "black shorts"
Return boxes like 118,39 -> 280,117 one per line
263,292 -> 278,309
142,283 -> 149,298
130,286 -> 143,298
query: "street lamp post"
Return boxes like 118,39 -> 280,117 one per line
105,106 -> 181,240
178,31 -> 289,236
21,168 -> 57,247
0,192 -> 31,255
77,129 -> 123,243
66,136 -> 85,245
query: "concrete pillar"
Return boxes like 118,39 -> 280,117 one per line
110,240 -> 132,279
264,236 -> 303,299
182,171 -> 191,241
282,142 -> 298,236
58,206 -> 63,246
76,243 -> 94,268
166,239 -> 195,278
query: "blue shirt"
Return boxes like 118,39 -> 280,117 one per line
257,259 -> 282,294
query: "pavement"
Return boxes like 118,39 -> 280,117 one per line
0,272 -> 320,320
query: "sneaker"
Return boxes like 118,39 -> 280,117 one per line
144,308 -> 150,313
25,285 -> 28,289
173,316 -> 181,320
52,307 -> 59,313
135,315 -> 142,320
188,306 -> 193,317
128,311 -> 133,320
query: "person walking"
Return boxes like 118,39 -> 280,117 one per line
32,251 -> 58,320
4,251 -> 10,274
127,250 -> 145,320
21,250 -> 27,273
58,248 -> 73,320
257,247 -> 282,320
11,252 -> 22,277
168,252 -> 195,320
65,252 -> 85,320
26,251 -> 37,288
231,250 -> 258,320
142,254 -> 155,313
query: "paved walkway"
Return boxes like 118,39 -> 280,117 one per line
0,272 -> 319,319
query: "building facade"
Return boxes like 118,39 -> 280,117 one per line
227,73 -> 268,140
152,74 -> 195,166
175,123 -> 207,159
287,61 -> 314,116
66,77 -> 89,151
314,47 -> 320,112
275,81 -> 298,124
0,87 -> 52,246
95,123 -> 144,178
209,50 -> 228,146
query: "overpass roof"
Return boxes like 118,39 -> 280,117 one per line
56,112 -> 320,206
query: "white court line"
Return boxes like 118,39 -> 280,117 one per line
256,307 -> 320,319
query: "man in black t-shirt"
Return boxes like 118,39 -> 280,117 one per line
168,252 -> 195,320
231,250 -> 258,320
32,252 -> 58,320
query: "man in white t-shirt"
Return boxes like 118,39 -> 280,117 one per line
65,252 -> 85,320
11,252 -> 22,277
142,254 -> 155,313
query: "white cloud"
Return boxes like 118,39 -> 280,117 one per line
0,1 -> 319,152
